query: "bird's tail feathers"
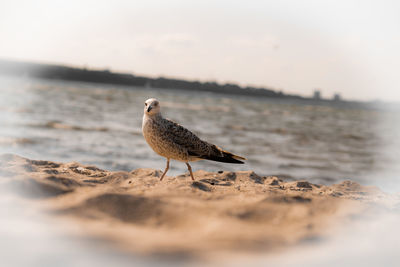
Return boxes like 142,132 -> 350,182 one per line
225,151 -> 246,161
201,146 -> 246,164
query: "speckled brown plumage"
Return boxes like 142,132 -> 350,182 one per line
142,98 -> 246,180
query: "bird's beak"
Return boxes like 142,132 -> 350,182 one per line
147,105 -> 152,112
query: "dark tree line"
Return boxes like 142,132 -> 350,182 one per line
0,59 -> 306,99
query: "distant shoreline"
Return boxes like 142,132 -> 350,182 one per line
0,58 -> 375,108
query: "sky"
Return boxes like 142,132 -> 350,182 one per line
1,0 -> 399,101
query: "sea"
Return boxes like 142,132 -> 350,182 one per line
1,75 -> 399,189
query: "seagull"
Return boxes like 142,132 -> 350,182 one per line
142,98 -> 246,181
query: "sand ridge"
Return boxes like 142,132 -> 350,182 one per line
0,154 -> 393,260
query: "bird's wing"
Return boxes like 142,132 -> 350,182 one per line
162,118 -> 211,156
162,118 -> 246,164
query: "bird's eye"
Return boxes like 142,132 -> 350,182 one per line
154,102 -> 158,106
145,103 -> 147,106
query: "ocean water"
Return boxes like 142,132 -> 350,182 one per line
1,75 -> 399,188
1,75 -> 400,267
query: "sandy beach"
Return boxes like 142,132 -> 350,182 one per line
1,153 -> 396,264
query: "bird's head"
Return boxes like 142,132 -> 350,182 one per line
144,98 -> 161,116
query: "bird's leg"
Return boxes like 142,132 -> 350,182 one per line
186,162 -> 195,181
160,158 -> 170,181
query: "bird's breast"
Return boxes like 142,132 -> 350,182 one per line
142,116 -> 189,161
142,118 -> 167,154
142,117 -> 158,144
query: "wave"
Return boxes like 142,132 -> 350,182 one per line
30,121 -> 109,132
0,137 -> 36,145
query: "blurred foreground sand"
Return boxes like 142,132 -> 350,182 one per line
0,154 -> 396,263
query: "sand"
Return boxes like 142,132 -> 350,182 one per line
0,154 -> 395,262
